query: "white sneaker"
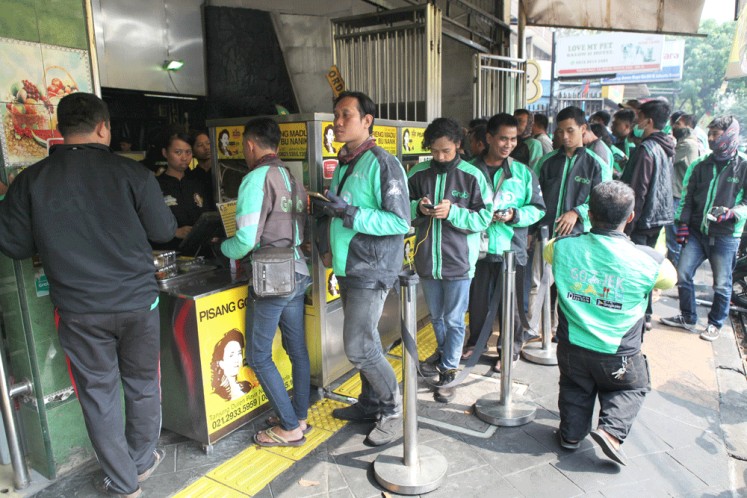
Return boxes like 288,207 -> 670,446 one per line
699,324 -> 720,342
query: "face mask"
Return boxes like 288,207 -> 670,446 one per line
673,127 -> 687,140
710,119 -> 741,161
632,124 -> 644,138
431,155 -> 460,171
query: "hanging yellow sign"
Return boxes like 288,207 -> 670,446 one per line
326,65 -> 346,98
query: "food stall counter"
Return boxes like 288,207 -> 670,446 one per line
158,268 -> 293,452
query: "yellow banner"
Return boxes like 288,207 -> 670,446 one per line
196,286 -> 293,435
278,122 -> 307,160
403,235 -> 415,267
401,127 -> 427,155
325,268 -> 340,302
373,125 -> 397,155
216,126 -> 244,160
216,201 -> 237,238
321,121 -> 344,158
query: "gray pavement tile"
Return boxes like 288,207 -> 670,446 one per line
140,463 -> 225,497
713,327 -> 745,372
597,478 -> 673,498
425,467 -> 522,498
637,406 -> 722,452
716,367 -> 747,460
461,425 -> 560,477
328,440 -> 395,498
504,463 -> 584,497
326,489 -> 355,498
267,452 -> 350,498
644,389 -> 722,433
421,435 -> 490,476
553,444 -> 671,494
613,419 -> 672,458
630,452 -> 710,496
172,422 -> 259,472
667,443 -> 732,489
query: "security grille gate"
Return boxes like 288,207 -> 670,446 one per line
473,54 -> 526,118
332,4 -> 442,122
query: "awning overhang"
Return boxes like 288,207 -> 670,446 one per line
521,0 -> 707,37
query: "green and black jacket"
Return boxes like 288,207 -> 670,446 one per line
407,158 -> 493,279
329,146 -> 410,289
472,155 -> 545,266
545,229 -> 676,355
676,151 -> 747,237
536,146 -> 608,237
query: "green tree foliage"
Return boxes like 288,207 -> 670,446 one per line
674,19 -> 747,125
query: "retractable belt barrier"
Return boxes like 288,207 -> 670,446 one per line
399,236 -> 554,389
373,270 -> 447,495
473,251 -> 537,427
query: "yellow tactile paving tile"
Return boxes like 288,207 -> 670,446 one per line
174,478 -> 250,498
207,445 -> 294,496
388,322 -> 438,361
306,398 -> 350,432
333,356 -> 403,398
265,425 -> 335,460
332,370 -> 362,398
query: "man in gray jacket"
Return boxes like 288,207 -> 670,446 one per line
667,112 -> 703,265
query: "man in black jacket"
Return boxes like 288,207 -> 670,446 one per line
621,100 -> 675,329
661,116 -> 747,342
0,93 -> 176,498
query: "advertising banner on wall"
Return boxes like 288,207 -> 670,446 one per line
602,40 -> 685,85
555,33 -> 665,78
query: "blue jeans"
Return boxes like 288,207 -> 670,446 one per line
665,198 -> 682,266
339,284 -> 402,417
246,273 -> 312,431
677,230 -> 740,328
421,277 -> 471,370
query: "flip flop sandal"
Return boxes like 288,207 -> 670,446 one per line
461,347 -> 475,360
253,427 -> 306,448
265,416 -> 313,435
590,429 -> 627,465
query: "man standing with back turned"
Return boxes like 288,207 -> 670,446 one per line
0,93 -> 177,497
312,91 -> 411,446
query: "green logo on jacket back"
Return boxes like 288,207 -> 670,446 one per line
574,176 -> 590,184
451,190 -> 469,199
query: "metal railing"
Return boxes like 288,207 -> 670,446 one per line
473,54 -> 526,118
332,4 -> 442,122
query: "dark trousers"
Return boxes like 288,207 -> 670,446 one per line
466,258 -> 524,355
57,308 -> 161,495
557,342 -> 650,444
630,230 -> 661,320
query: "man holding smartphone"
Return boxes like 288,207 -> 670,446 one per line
407,117 -> 493,402
463,113 -> 545,370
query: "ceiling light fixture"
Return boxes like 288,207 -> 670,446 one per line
163,59 -> 184,71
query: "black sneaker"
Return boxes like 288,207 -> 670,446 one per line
419,352 -> 441,378
366,413 -> 403,446
332,403 -> 379,422
660,315 -> 696,332
434,369 -> 457,403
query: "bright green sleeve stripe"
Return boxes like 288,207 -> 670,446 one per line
221,167 -> 268,259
